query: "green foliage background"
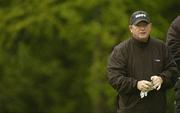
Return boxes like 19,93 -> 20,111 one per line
0,0 -> 179,112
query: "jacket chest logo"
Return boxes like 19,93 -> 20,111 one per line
154,59 -> 160,62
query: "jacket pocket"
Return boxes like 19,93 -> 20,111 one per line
118,93 -> 140,110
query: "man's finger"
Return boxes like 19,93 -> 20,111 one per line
156,84 -> 161,90
153,83 -> 161,90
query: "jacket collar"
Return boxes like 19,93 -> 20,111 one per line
131,36 -> 150,48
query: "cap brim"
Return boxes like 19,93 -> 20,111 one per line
133,19 -> 150,25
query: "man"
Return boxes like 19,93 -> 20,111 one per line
107,10 -> 178,113
166,16 -> 180,113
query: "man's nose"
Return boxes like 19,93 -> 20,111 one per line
139,26 -> 146,30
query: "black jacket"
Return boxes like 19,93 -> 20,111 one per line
108,37 -> 178,113
166,16 -> 180,69
166,16 -> 180,113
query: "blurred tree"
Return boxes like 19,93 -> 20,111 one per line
0,0 -> 179,113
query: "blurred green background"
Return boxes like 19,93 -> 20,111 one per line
0,0 -> 179,112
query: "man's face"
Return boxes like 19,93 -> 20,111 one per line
129,21 -> 152,42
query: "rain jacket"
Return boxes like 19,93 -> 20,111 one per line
108,37 -> 178,113
166,16 -> 180,113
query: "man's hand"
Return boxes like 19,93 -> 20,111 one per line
151,76 -> 163,90
137,80 -> 153,92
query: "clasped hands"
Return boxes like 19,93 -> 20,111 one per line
137,75 -> 163,98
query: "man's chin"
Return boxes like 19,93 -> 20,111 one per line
139,36 -> 148,39
138,36 -> 149,42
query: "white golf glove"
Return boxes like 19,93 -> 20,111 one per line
151,76 -> 163,90
137,80 -> 154,98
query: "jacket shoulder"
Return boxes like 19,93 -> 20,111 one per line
172,16 -> 180,24
171,16 -> 180,31
115,39 -> 131,50
151,38 -> 165,45
150,38 -> 166,48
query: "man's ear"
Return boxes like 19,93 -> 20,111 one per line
129,25 -> 132,33
149,23 -> 152,27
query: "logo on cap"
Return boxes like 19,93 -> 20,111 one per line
135,14 -> 146,18
129,10 -> 150,25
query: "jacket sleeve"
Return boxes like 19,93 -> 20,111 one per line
166,16 -> 180,69
158,45 -> 178,90
107,45 -> 138,94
